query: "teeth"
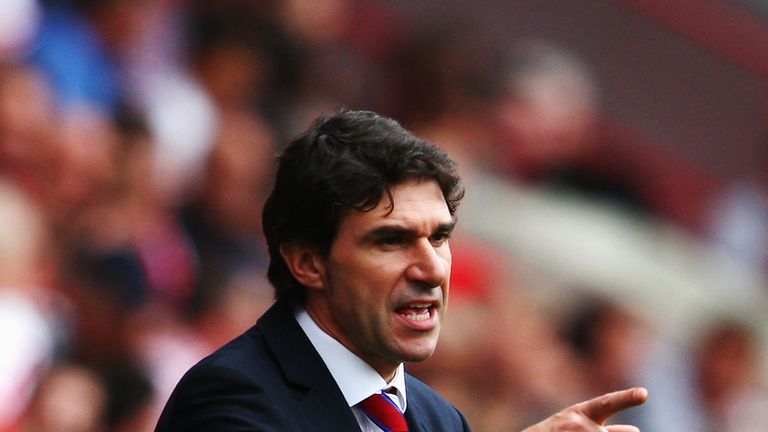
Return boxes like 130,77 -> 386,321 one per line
403,309 -> 430,321
397,303 -> 434,321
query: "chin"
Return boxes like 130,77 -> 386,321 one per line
397,342 -> 439,363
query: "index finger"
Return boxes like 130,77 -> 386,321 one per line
575,387 -> 648,424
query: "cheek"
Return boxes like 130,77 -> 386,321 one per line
329,255 -> 394,305
440,248 -> 452,279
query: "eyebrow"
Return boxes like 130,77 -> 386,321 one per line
361,220 -> 457,242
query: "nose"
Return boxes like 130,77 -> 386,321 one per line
404,238 -> 450,288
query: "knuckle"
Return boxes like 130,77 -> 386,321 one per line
555,412 -> 587,431
600,396 -> 612,409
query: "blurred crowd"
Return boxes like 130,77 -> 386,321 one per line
1,1 -> 767,431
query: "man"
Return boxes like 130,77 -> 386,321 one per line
155,110 -> 647,431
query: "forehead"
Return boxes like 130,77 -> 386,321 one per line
340,181 -> 452,233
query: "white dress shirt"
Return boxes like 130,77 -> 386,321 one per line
295,308 -> 408,432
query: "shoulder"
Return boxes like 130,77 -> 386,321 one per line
155,328 -> 301,431
405,373 -> 472,431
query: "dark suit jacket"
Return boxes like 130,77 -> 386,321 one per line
155,302 -> 471,431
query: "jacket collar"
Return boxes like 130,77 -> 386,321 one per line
256,302 -> 363,431
403,377 -> 426,432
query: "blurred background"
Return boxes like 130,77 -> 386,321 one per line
1,0 -> 767,431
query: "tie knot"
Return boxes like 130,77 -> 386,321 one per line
359,392 -> 409,432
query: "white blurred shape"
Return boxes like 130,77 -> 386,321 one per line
0,0 -> 41,59
143,73 -> 218,205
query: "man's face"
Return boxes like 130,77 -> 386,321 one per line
306,180 -> 454,379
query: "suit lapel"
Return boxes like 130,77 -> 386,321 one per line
403,386 -> 426,432
257,303 -> 362,432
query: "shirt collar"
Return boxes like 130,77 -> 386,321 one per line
294,307 -> 407,410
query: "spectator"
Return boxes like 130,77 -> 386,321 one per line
0,179 -> 60,430
18,363 -> 107,432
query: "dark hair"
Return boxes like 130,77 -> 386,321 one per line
262,109 -> 464,306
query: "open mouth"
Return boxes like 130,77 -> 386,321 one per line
394,302 -> 439,330
396,303 -> 433,321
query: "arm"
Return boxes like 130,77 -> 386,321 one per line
522,388 -> 648,432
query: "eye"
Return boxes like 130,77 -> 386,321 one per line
429,233 -> 450,246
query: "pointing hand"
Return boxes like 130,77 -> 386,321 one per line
521,387 -> 648,432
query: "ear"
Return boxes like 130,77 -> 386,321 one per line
279,243 -> 327,290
